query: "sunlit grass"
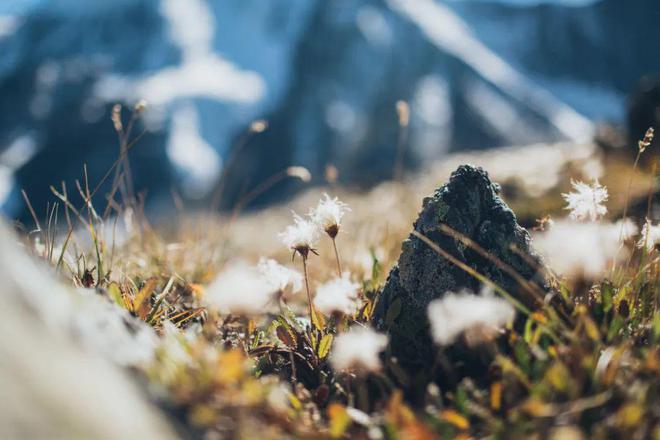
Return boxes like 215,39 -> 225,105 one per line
14,107 -> 659,439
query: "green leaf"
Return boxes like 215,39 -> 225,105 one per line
370,247 -> 382,282
653,312 -> 660,343
523,317 -> 534,343
607,316 -> 625,342
601,281 -> 614,312
107,282 -> 125,308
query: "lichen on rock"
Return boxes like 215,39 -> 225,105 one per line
373,165 -> 545,388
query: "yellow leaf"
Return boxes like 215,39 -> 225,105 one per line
440,409 -> 469,430
545,362 -> 570,392
582,315 -> 601,342
521,398 -> 554,417
189,283 -> 205,299
311,305 -> 326,331
327,403 -> 351,438
133,278 -> 158,315
531,311 -> 548,324
288,393 -> 302,411
618,404 -> 643,428
318,334 -> 333,359
216,350 -> 245,384
490,381 -> 502,411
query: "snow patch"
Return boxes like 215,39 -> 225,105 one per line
0,15 -> 20,39
0,135 -> 38,208
94,0 -> 265,111
387,0 -> 595,141
166,104 -> 221,197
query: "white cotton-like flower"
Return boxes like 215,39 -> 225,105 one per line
310,193 -> 350,238
313,273 -> 361,316
532,219 -> 637,279
330,326 -> 388,373
637,219 -> 660,252
562,179 -> 608,222
278,212 -> 319,256
266,382 -> 291,413
286,166 -> 312,183
427,291 -> 515,346
155,321 -> 192,385
205,262 -> 276,315
257,258 -> 303,297
73,288 -> 158,367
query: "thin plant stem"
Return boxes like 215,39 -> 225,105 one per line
393,101 -> 409,181
613,145 -> 645,273
438,224 -> 545,303
230,168 -> 289,223
412,230 -> 529,315
332,237 -> 342,276
412,230 -> 564,343
302,255 -> 314,320
210,127 -> 260,213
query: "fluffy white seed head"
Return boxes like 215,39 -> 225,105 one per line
310,193 -> 350,238
637,219 -> 660,252
205,262 -> 276,316
313,273 -> 361,316
330,326 -> 388,374
257,258 -> 303,298
286,166 -> 312,183
562,180 -> 608,222
427,290 -> 515,346
278,212 -> 319,257
533,219 -> 637,279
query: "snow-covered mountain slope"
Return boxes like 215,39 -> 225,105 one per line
0,0 -> 657,219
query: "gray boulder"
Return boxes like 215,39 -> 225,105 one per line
373,165 -> 544,387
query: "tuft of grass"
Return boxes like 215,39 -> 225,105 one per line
14,114 -> 659,439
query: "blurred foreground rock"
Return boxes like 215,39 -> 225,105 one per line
0,221 -> 175,439
373,165 -> 544,389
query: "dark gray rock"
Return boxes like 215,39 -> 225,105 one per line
373,165 -> 544,387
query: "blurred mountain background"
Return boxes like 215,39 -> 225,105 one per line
1,0 -> 658,221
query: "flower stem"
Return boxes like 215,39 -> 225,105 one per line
302,255 -> 314,320
332,237 -> 342,276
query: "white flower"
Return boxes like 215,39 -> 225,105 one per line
286,166 -> 312,183
310,193 -> 350,238
637,219 -> 660,252
266,382 -> 291,413
427,290 -> 515,346
533,219 -> 637,279
205,262 -> 276,315
155,321 -> 191,384
278,212 -> 319,257
257,258 -> 303,297
313,273 -> 361,316
562,179 -> 608,222
330,326 -> 388,373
